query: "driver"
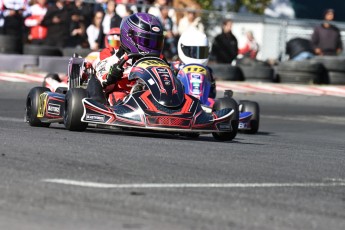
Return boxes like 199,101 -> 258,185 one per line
88,12 -> 165,106
172,29 -> 216,98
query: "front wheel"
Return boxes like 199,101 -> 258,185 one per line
212,98 -> 239,141
64,88 -> 88,131
25,87 -> 51,127
240,100 -> 260,134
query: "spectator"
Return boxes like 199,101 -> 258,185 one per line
115,0 -> 137,18
311,9 -> 343,56
148,0 -> 176,26
41,0 -> 70,48
1,0 -> 30,43
286,37 -> 315,61
211,19 -> 238,64
177,7 -> 204,35
70,0 -> 94,29
94,0 -> 107,13
66,8 -> 88,48
87,10 -> 103,50
159,5 -> 177,59
24,0 -> 48,45
238,30 -> 259,59
95,0 -> 122,49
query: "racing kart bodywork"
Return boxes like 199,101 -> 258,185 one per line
26,54 -> 239,141
177,63 -> 260,134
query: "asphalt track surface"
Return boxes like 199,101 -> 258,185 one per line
0,82 -> 344,230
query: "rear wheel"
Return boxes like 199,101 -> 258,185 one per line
240,100 -> 260,134
212,98 -> 239,141
64,88 -> 88,131
26,87 -> 51,127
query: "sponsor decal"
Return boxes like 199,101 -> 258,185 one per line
182,65 -> 207,74
148,78 -> 155,85
95,60 -> 108,79
37,93 -> 48,118
151,26 -> 161,32
239,122 -> 250,129
219,123 -> 231,130
47,103 -> 60,115
138,60 -> 167,68
85,114 -> 105,122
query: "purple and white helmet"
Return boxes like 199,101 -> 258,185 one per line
120,13 -> 164,55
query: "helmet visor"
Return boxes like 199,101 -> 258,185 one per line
106,34 -> 121,48
133,32 -> 164,52
181,45 -> 209,59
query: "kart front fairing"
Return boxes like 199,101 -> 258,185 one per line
128,57 -> 185,107
177,63 -> 212,105
81,91 -> 235,132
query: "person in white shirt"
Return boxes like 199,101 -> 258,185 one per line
86,10 -> 103,50
115,0 -> 137,18
177,8 -> 204,36
24,0 -> 48,44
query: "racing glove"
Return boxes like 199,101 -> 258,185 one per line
103,64 -> 124,87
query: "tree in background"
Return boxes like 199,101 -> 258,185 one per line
225,0 -> 271,14
195,0 -> 214,10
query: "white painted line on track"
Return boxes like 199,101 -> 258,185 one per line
42,179 -> 345,189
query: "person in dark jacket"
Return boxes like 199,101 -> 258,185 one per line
311,9 -> 343,56
211,19 -> 238,64
286,37 -> 315,61
41,0 -> 70,48
95,0 -> 122,49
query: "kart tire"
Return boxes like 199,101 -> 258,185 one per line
0,35 -> 22,54
26,86 -> 51,127
239,100 -> 260,134
42,73 -> 60,87
277,60 -> 324,73
69,64 -> 81,89
311,56 -> 345,72
239,66 -> 274,82
328,71 -> 345,85
277,61 -> 328,84
277,71 -> 319,84
55,87 -> 68,94
212,97 -> 239,141
64,88 -> 88,131
209,64 -> 244,81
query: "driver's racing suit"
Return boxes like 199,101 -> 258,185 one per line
90,47 -> 135,106
171,60 -> 216,99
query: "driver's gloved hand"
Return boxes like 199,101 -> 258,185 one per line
103,64 -> 124,87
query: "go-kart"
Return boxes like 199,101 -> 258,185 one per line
25,53 -> 240,141
177,63 -> 260,134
